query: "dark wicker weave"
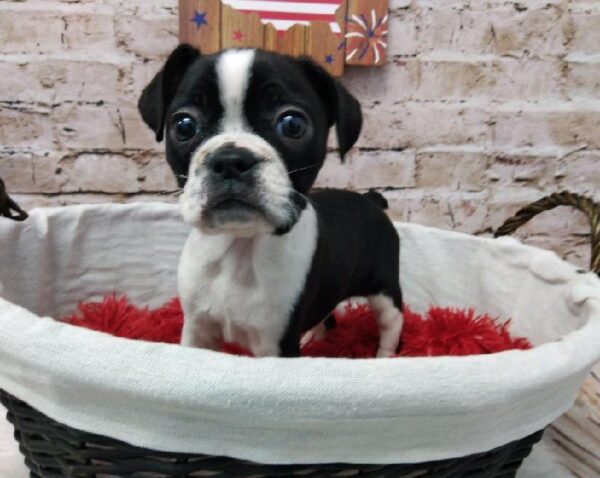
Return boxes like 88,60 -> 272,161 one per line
1,390 -> 542,478
1,190 -> 599,478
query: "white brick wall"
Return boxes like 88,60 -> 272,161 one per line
1,0 -> 599,268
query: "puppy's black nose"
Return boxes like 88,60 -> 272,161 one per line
207,148 -> 259,180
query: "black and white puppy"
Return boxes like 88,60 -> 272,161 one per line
138,45 -> 403,357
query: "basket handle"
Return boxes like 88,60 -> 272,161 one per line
0,177 -> 28,222
495,191 -> 600,276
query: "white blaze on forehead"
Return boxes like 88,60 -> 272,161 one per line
216,49 -> 256,132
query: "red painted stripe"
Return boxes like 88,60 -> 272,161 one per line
238,10 -> 336,21
259,0 -> 341,4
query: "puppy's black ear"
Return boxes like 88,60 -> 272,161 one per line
297,58 -> 362,160
138,44 -> 200,142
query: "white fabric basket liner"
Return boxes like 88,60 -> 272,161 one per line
0,203 -> 599,465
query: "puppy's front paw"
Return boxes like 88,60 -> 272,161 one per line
376,348 -> 396,358
180,318 -> 222,350
180,333 -> 199,348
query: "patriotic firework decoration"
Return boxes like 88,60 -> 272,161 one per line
178,0 -> 389,75
344,9 -> 388,64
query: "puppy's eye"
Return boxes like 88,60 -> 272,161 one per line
275,112 -> 307,140
173,114 -> 199,141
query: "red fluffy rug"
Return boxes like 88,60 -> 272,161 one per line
63,296 -> 531,358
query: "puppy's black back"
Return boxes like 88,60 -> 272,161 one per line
311,188 -> 400,305
279,188 -> 402,355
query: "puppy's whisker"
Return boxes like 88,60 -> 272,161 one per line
288,163 -> 320,175
297,191 -> 310,202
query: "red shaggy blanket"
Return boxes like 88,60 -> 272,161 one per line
63,296 -> 531,357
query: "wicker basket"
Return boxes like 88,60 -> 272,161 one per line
1,191 -> 599,478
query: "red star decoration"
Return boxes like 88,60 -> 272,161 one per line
233,29 -> 245,42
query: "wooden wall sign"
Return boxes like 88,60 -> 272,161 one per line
178,0 -> 389,76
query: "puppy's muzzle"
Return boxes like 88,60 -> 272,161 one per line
181,133 -> 302,235
204,146 -> 262,211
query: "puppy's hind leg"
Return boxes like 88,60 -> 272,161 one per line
369,292 -> 403,358
300,314 -> 336,347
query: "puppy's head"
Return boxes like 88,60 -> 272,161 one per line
138,45 -> 362,236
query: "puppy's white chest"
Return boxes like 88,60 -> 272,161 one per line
182,237 -> 272,325
178,206 -> 318,348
